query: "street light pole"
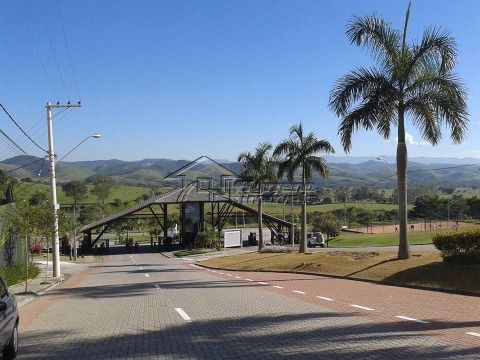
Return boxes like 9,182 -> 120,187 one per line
61,134 -> 101,261
376,156 -> 396,174
47,101 -> 81,278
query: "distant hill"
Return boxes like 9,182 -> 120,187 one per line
1,155 -> 480,188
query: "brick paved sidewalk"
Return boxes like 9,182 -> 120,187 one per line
10,260 -> 88,307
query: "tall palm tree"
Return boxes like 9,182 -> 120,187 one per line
274,123 -> 335,253
237,143 -> 276,251
329,3 -> 468,259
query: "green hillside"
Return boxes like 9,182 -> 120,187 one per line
13,182 -> 151,205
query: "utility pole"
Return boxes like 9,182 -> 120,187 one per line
47,101 -> 81,278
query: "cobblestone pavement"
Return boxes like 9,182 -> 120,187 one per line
17,251 -> 480,359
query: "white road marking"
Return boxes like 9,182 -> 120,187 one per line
257,282 -> 268,285
245,279 -> 253,281
316,296 -> 334,301
234,276 -> 242,279
225,274 -> 233,277
211,271 -> 217,273
145,274 -> 150,278
293,290 -> 305,295
466,332 -> 480,338
395,315 -> 429,324
272,285 -> 284,289
218,272 -> 225,275
350,304 -> 375,311
175,308 -> 192,322
154,284 -> 160,290
139,267 -> 143,270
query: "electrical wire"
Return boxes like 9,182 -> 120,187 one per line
6,156 -> 47,173
0,103 -> 48,153
40,1 -> 70,100
17,1 -> 59,101
408,162 -> 480,173
0,126 -> 28,155
56,0 -> 81,100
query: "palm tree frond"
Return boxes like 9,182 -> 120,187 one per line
346,15 -> 401,69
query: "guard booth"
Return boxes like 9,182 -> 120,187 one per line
79,156 -> 295,251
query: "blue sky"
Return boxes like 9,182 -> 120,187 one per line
0,0 -> 479,162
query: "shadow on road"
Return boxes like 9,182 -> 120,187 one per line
19,311 -> 480,359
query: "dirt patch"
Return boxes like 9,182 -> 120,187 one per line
327,251 -> 379,260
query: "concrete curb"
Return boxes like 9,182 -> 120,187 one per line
195,263 -> 480,298
16,274 -> 70,308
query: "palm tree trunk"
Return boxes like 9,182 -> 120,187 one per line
397,109 -> 411,259
299,168 -> 307,253
258,195 -> 264,251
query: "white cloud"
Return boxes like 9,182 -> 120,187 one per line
404,132 -> 430,146
387,132 -> 430,146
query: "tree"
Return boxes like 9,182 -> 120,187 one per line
237,143 -> 277,251
62,181 -> 88,260
62,181 -> 87,204
274,123 -> 335,253
92,175 -> 115,205
11,201 -> 38,293
29,192 -> 47,206
312,212 -> 340,245
329,3 -> 468,259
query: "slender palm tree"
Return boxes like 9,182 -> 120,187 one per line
329,3 -> 468,259
237,143 -> 276,251
274,123 -> 335,253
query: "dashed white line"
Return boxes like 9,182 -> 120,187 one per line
234,276 -> 242,279
292,290 -> 305,295
139,267 -> 143,270
245,279 -> 253,281
316,296 -> 334,301
225,274 -> 233,277
350,304 -> 375,311
257,282 -> 268,285
175,308 -> 192,322
466,332 -> 480,338
395,315 -> 429,324
272,285 -> 284,289
145,274 -> 150,278
218,272 -> 225,275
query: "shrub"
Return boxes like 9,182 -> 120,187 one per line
196,230 -> 220,250
260,246 -> 296,254
0,263 -> 39,287
30,244 -> 43,255
432,229 -> 480,264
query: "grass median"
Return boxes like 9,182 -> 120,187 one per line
200,250 -> 479,295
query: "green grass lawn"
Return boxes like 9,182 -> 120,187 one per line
172,249 -> 212,257
327,230 -> 435,247
260,202 -> 407,218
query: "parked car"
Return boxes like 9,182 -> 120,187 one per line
307,232 -> 325,248
0,276 -> 18,359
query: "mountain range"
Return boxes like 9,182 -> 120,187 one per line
1,155 -> 480,188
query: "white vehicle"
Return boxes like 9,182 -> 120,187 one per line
306,232 -> 325,248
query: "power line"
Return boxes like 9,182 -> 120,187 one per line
408,162 -> 480,173
0,103 -> 48,153
5,156 -> 47,173
0,126 -> 28,155
17,1 -> 59,101
40,1 -> 70,100
56,0 -> 81,100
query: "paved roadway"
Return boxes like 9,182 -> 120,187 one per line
18,251 -> 480,359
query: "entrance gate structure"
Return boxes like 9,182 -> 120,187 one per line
79,156 -> 295,249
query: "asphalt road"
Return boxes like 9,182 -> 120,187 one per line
17,251 -> 479,359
